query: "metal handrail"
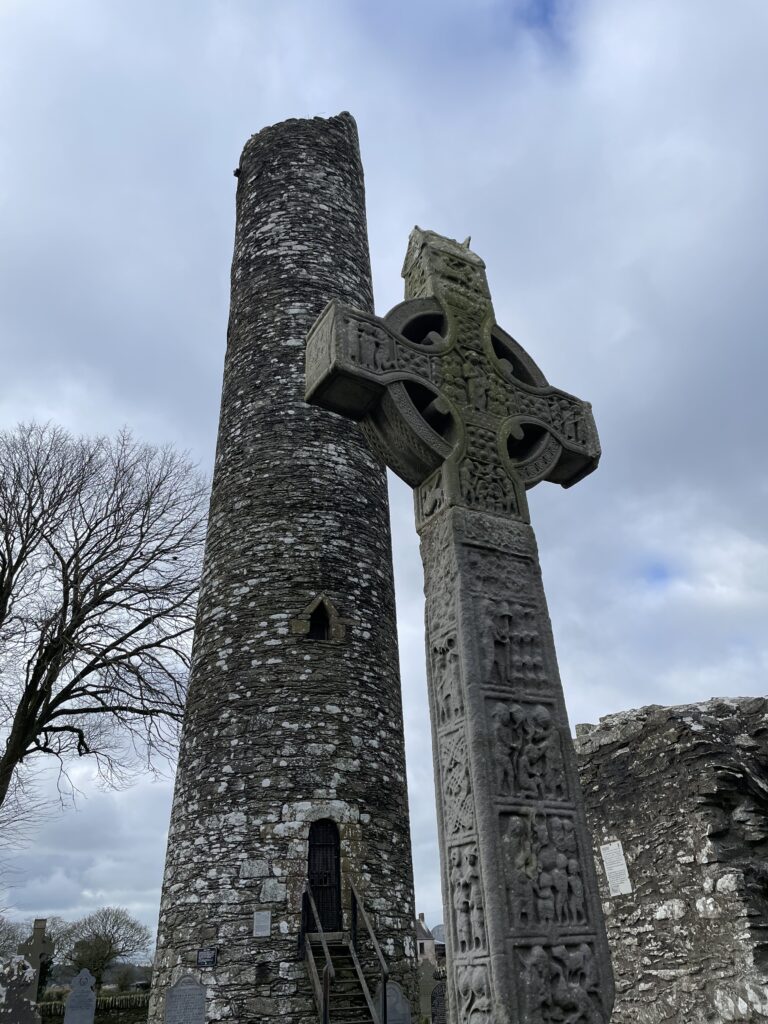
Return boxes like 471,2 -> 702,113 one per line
350,880 -> 389,1024
301,882 -> 335,1024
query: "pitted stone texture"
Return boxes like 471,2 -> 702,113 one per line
576,696 -> 768,1023
149,114 -> 417,1024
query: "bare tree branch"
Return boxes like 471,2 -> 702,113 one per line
0,423 -> 207,819
61,906 -> 151,988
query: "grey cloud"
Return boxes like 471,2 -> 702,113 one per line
2,0 -> 767,935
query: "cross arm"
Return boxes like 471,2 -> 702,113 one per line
503,383 -> 601,490
305,299 -> 453,487
306,299 -> 441,413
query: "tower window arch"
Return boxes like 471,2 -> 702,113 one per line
289,593 -> 349,641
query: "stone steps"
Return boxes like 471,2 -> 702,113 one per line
306,936 -> 375,1023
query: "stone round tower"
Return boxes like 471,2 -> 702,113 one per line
149,113 -> 417,1024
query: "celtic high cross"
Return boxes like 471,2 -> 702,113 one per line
306,229 -> 614,1024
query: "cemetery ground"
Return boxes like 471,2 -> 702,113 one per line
0,911 -> 153,1024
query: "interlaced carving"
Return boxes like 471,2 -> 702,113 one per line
305,228 -> 600,530
440,730 -> 474,835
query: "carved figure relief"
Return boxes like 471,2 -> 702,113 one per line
397,346 -> 434,377
449,846 -> 486,954
440,352 -> 469,408
422,519 -> 458,641
521,944 -> 605,1024
352,321 -> 397,371
482,598 -> 547,690
489,702 -> 567,802
419,469 -> 445,522
463,353 -> 490,412
459,458 -> 518,517
465,425 -> 498,460
501,812 -> 586,931
456,964 -> 492,1024
431,635 -> 463,724
440,731 -> 474,834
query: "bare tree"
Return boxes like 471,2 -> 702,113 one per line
62,906 -> 151,989
0,423 -> 207,813
0,913 -> 26,958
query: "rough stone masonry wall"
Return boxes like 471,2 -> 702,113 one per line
575,696 -> 768,1024
149,114 -> 417,1024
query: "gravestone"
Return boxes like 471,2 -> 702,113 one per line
64,969 -> 96,1024
17,918 -> 53,1003
431,981 -> 446,1024
374,980 -> 411,1024
306,228 -> 614,1022
0,957 -> 40,1023
165,975 -> 205,1024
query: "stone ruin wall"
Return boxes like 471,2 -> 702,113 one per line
575,696 -> 768,1024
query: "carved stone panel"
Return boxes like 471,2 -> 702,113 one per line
448,845 -> 487,955
430,633 -> 464,727
439,730 -> 474,836
456,963 -> 492,1024
487,700 -> 568,804
519,943 -> 607,1023
501,811 -> 587,933
480,599 -> 548,693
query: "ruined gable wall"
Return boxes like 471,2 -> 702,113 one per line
576,697 -> 768,1023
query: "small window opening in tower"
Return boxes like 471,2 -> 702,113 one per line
308,601 -> 331,640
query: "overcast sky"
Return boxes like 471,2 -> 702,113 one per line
2,0 -> 767,942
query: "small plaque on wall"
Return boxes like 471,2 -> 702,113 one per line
196,947 -> 217,968
253,911 -> 271,937
600,839 -> 633,896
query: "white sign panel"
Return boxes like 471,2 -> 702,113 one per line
253,910 -> 271,937
600,840 -> 633,896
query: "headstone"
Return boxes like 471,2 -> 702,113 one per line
306,228 -> 615,1022
375,980 -> 411,1024
165,975 -> 205,1024
0,956 -> 41,1023
17,918 -> 53,1003
63,969 -> 96,1024
431,981 -> 446,1024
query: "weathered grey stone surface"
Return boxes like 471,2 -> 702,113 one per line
576,696 -> 768,1023
306,229 -> 613,1023
17,919 -> 52,1004
0,957 -> 40,1023
165,975 -> 205,1024
63,969 -> 96,1024
149,113 -> 417,1023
